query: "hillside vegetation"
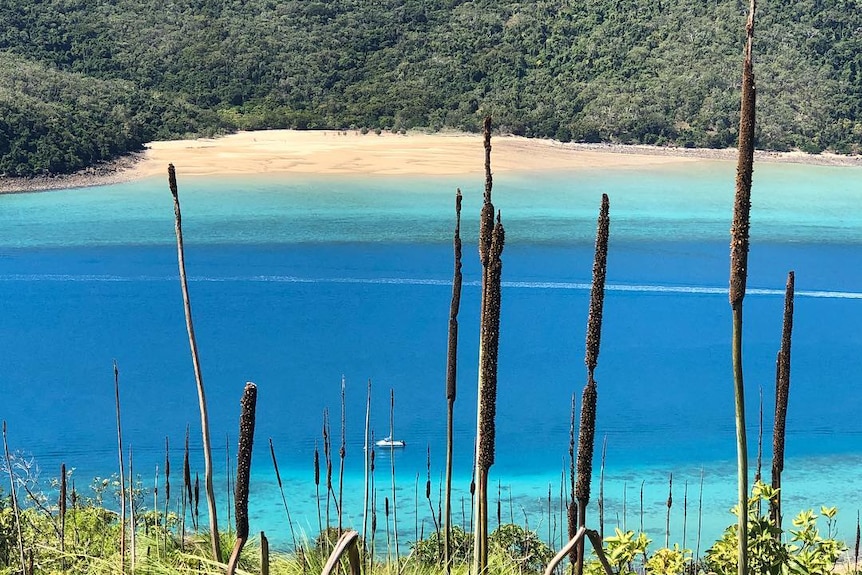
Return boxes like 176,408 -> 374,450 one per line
1,0 -> 861,176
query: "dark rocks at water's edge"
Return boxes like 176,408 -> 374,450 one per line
0,153 -> 145,195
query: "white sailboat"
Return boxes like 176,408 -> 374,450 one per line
375,435 -> 406,448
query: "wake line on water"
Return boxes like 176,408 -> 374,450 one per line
2,273 -> 861,299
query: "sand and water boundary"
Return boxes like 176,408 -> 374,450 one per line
2,129 -> 862,194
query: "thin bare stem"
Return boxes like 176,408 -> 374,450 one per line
665,473 -> 673,548
3,421 -> 26,575
389,389 -> 400,572
268,438 -> 298,551
362,379 -> 371,553
164,437 -> 170,556
696,468 -> 704,565
599,436 -> 607,539
114,361 -> 127,574
60,463 -> 66,569
168,164 -> 221,561
339,376 -> 346,537
129,445 -> 136,573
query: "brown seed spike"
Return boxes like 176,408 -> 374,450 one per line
575,379 -> 598,503
446,189 -> 463,403
585,194 -> 610,376
477,214 -> 505,472
479,119 -> 495,266
729,0 -> 757,307
234,382 -> 258,541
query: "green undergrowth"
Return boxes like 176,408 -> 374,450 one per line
0,477 -> 853,575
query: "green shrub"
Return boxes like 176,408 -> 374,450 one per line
705,482 -> 845,575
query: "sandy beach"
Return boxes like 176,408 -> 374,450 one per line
2,129 -> 861,193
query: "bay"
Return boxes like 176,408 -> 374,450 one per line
1,159 -> 861,552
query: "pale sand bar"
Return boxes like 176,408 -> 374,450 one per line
135,130 -> 702,178
3,129 -> 861,193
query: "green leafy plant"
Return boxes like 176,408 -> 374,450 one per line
489,524 -> 553,574
585,528 -> 650,575
706,482 -> 845,575
645,544 -> 691,575
785,506 -> 845,575
411,525 -> 472,565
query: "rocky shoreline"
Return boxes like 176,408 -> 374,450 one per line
0,153 -> 146,194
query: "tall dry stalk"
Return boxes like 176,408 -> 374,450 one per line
314,441 -> 322,541
338,376 -> 346,536
682,480 -> 688,552
194,473 -> 200,533
770,270 -> 794,531
261,531 -> 270,575
183,425 -> 191,543
547,484 -> 552,548
427,448 -> 439,534
226,433 -> 233,538
575,193 -> 610,575
568,394 -> 577,569
164,437 -> 170,555
443,188 -> 463,574
696,468 -> 704,565
729,3 -> 756,573
855,511 -> 860,571
153,464 -> 159,558
3,421 -> 26,575
113,361 -> 127,574
129,446 -> 136,572
598,436 -> 607,539
362,379 -> 372,550
323,408 -> 332,543
473,116 -> 506,575
415,473 -> 420,542
665,474 -> 673,548
370,443 -> 377,573
755,387 -> 763,487
268,438 -> 298,550
639,481 -> 644,534
385,496 -> 391,565
227,382 -> 258,575
389,389 -> 400,572
168,163 -> 221,561
59,463 -> 66,568
622,481 -> 627,532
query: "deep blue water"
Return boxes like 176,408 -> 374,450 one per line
1,162 -> 861,551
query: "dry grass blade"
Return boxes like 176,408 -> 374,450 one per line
321,530 -> 361,575
168,163 -> 222,561
227,382 -> 258,575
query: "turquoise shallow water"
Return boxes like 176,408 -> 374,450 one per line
1,159 -> 861,554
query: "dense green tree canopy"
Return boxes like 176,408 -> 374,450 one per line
1,0 -> 860,176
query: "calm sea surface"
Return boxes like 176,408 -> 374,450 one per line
1,160 -> 861,552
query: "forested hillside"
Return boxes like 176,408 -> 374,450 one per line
1,0 -> 861,176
